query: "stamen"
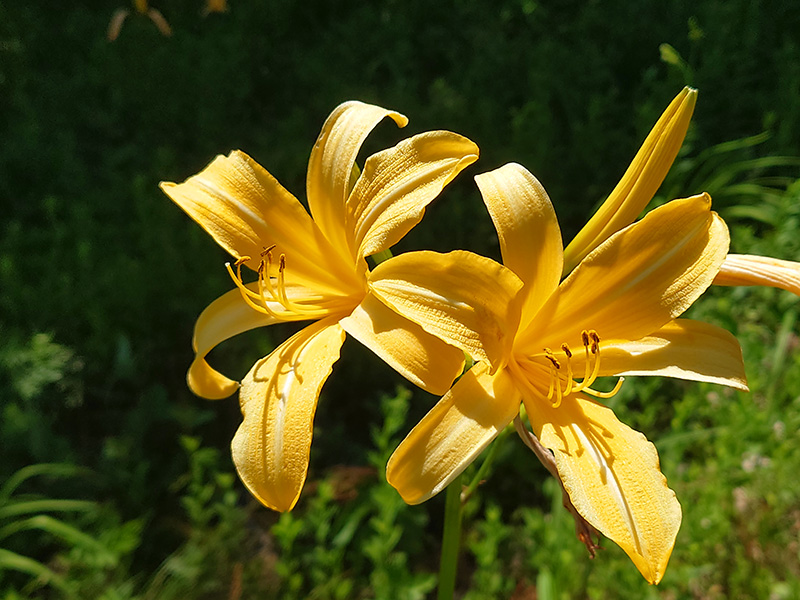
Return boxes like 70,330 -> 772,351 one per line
583,377 -> 625,399
226,260 -> 281,318
561,344 -> 574,396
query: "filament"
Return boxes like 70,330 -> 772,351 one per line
539,329 -> 623,406
226,248 -> 327,319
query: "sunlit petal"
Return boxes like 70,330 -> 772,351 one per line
306,101 -> 408,260
347,131 -> 478,258
160,150 -> 358,294
525,393 -> 681,584
369,251 -> 524,368
563,87 -> 697,273
475,163 -> 563,323
520,194 -> 729,354
387,362 -> 520,504
589,319 -> 748,390
339,292 -> 464,395
232,319 -> 346,512
713,254 -> 800,296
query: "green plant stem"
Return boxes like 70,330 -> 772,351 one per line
437,473 -> 464,600
462,428 -> 508,503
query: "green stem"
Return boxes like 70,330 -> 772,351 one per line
437,472 -> 464,600
462,427 -> 508,503
371,248 -> 393,266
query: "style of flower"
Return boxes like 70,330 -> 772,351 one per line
374,163 -> 747,584
563,86 -> 800,297
161,102 -> 478,512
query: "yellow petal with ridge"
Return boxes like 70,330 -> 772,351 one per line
524,393 -> 681,584
348,130 -> 478,259
161,150 -> 359,294
583,319 -> 748,391
340,292 -> 464,395
306,101 -> 407,262
520,194 -> 729,356
232,318 -> 346,512
387,362 -> 520,504
713,254 -> 800,296
475,163 -> 563,325
563,87 -> 697,273
369,251 -> 524,368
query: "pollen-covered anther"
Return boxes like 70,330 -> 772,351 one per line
544,330 -> 624,405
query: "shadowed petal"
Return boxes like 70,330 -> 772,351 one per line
520,194 -> 729,355
563,87 -> 697,273
475,163 -> 563,323
306,101 -> 407,261
387,362 -> 520,504
369,250 -> 524,368
339,292 -> 464,395
161,150 -> 359,294
713,254 -> 800,296
232,319 -> 346,512
347,131 -> 478,258
524,393 -> 681,584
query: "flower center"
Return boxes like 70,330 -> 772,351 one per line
226,246 -> 328,319
517,329 -> 624,408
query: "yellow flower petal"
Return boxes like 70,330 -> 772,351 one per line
475,163 -> 563,323
306,101 -> 408,261
525,393 -> 681,584
386,362 -> 520,504
161,150 -> 359,295
713,254 -> 800,296
339,292 -> 464,395
369,251 -> 524,367
232,319 -> 346,512
347,131 -> 478,258
519,194 -> 729,355
593,319 -> 748,391
563,87 -> 697,273
187,283 -> 348,399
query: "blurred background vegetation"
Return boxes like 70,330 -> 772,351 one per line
1,1 -> 799,598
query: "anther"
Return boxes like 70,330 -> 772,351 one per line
589,330 -> 600,354
260,244 -> 276,258
561,343 -> 572,358
543,348 -> 561,369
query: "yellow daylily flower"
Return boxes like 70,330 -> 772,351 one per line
107,0 -> 172,42
563,86 -> 800,298
161,101 -> 478,511
379,163 -> 747,584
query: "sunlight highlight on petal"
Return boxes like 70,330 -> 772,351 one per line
525,393 -> 682,584
348,131 -> 478,259
387,362 -> 520,504
232,319 -> 346,512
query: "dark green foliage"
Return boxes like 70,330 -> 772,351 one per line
2,1 -> 800,597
